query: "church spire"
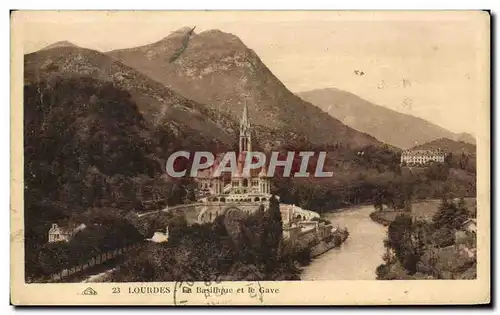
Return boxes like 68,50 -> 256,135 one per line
239,101 -> 252,153
241,101 -> 249,126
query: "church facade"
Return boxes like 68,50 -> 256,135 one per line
195,102 -> 272,203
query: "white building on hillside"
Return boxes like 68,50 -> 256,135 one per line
400,149 -> 446,166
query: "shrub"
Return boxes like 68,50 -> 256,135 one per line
430,227 -> 455,248
333,234 -> 343,247
433,198 -> 469,230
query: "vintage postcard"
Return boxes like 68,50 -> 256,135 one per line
10,10 -> 490,305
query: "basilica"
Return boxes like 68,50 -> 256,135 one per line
195,103 -> 272,203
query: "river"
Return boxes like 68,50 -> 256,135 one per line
301,205 -> 387,280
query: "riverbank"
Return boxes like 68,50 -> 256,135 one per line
369,198 -> 477,227
324,203 -> 374,214
301,205 -> 386,280
310,229 -> 349,258
369,211 -> 393,226
369,199 -> 477,280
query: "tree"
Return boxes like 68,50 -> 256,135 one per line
167,182 -> 186,205
402,181 -> 414,213
386,215 -> 429,275
425,163 -> 449,181
457,197 -> 466,211
433,198 -> 469,230
373,187 -> 384,211
459,153 -> 469,170
36,242 -> 74,275
430,227 -> 455,248
262,195 -> 283,273
168,215 -> 189,243
444,153 -> 453,166
184,187 -> 197,203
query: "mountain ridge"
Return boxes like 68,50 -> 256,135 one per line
107,28 -> 382,150
41,40 -> 79,51
297,87 -> 476,149
25,45 -> 240,153
411,137 -> 476,156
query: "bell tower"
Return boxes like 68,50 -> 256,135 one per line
239,101 -> 252,153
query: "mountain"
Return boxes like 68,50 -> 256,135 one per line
25,45 -> 239,154
297,88 -> 476,149
411,138 -> 476,156
40,40 -> 79,51
24,44 -> 250,255
453,132 -> 476,145
107,28 -> 381,149
23,76 -> 159,252
24,76 -> 161,200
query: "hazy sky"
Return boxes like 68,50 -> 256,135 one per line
18,11 -> 489,135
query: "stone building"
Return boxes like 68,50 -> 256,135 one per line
195,102 -> 272,203
282,225 -> 302,244
280,204 -> 296,225
48,223 -> 71,243
48,223 -> 86,243
280,204 -> 320,225
400,149 -> 446,166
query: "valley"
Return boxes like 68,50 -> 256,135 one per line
23,27 -> 477,283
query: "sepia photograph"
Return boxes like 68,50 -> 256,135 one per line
10,10 -> 490,305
